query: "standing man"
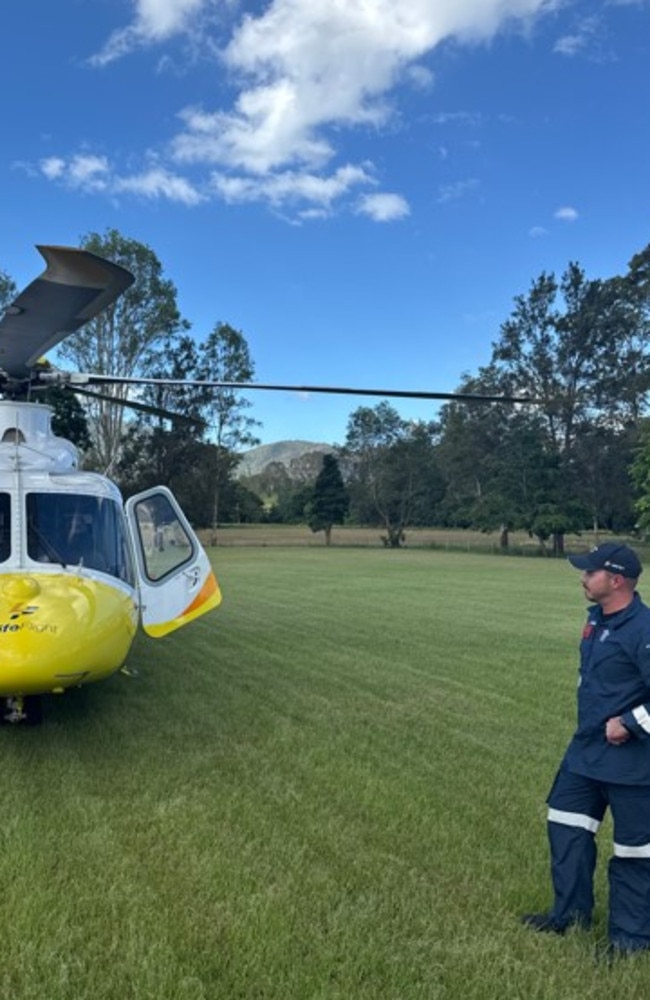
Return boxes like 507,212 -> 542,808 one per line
523,542 -> 650,955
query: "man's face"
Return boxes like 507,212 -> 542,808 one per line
581,568 -> 618,604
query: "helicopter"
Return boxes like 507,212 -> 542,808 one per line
0,245 -> 531,724
0,246 -> 224,724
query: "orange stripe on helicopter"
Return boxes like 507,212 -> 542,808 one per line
182,571 -> 220,617
143,571 -> 222,639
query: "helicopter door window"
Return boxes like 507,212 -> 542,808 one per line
0,493 -> 10,562
132,493 -> 194,582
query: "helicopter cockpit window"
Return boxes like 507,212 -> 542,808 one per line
132,493 -> 194,582
26,493 -> 135,585
0,493 -> 10,562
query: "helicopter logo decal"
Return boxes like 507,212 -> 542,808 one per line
9,605 -> 39,620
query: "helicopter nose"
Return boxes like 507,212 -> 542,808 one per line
2,576 -> 42,600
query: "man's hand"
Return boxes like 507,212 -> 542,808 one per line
606,717 -> 631,745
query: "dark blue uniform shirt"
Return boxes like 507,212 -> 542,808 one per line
564,593 -> 650,785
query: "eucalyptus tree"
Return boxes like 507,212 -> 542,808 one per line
195,322 -> 261,542
492,264 -> 633,450
487,262 -> 641,551
344,403 -> 439,547
115,332 -> 207,498
435,367 -> 555,548
57,228 -> 189,473
115,324 -> 260,530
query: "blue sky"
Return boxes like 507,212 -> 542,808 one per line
1,0 -> 649,446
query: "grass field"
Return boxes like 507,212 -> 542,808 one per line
1,547 -> 648,998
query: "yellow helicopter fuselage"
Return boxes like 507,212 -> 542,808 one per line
0,571 -> 138,696
0,402 -> 220,704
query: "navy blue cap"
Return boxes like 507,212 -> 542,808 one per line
567,542 -> 642,579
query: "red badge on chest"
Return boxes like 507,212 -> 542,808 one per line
582,623 -> 595,639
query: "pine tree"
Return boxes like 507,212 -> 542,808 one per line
308,454 -> 349,546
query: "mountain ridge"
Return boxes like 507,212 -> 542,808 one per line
236,439 -> 334,479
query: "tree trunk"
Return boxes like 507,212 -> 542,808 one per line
210,486 -> 219,547
381,525 -> 405,548
325,525 -> 332,547
592,515 -> 600,543
499,525 -> 509,550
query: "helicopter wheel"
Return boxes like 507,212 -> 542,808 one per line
1,695 -> 43,726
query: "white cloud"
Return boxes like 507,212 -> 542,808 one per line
198,0 -> 555,176
431,111 -> 485,127
554,205 -> 579,221
356,193 -> 411,222
211,163 -> 373,209
436,178 -> 480,203
40,157 -> 66,180
114,167 -> 205,205
40,154 -> 110,192
67,0 -> 560,218
405,64 -> 436,90
37,156 -> 203,205
553,16 -> 603,57
90,0 -> 210,66
529,225 -> 548,237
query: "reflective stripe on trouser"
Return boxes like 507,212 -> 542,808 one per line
606,782 -> 650,949
547,763 -> 650,947
546,764 -> 604,927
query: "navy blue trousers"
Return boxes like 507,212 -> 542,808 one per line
546,762 -> 650,949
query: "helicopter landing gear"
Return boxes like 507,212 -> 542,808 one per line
2,695 -> 43,726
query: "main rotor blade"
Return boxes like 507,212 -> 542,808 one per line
71,374 -> 533,404
67,385 -> 205,426
0,246 -> 134,380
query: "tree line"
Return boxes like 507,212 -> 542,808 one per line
3,229 -> 650,549
241,242 -> 650,551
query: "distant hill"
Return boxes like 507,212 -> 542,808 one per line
236,440 -> 334,479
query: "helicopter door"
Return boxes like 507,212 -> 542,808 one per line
125,487 -> 222,638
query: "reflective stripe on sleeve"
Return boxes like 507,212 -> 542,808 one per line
632,706 -> 650,734
614,841 -> 650,858
547,807 -> 600,834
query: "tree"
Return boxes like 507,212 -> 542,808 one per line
631,419 -> 650,537
616,243 -> 650,419
0,269 -> 16,312
114,331 -> 207,501
344,403 -> 439,547
436,380 -> 550,548
570,424 -> 637,535
195,323 -> 261,543
43,387 -> 92,451
57,229 -> 188,473
307,454 -> 349,545
488,262 -> 642,552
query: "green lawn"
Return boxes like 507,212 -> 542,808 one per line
0,548 -> 644,998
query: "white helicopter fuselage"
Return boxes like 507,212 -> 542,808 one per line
0,401 -> 220,699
